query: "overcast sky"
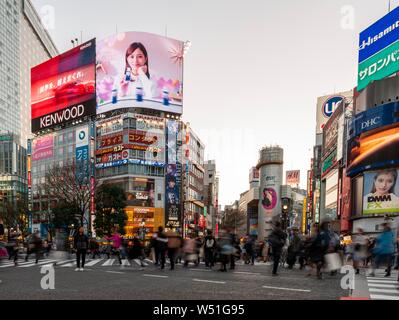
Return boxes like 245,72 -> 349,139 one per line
31,0 -> 397,207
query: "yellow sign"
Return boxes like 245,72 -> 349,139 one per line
302,198 -> 307,234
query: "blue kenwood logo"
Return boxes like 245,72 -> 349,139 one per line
322,96 -> 343,118
79,131 -> 86,141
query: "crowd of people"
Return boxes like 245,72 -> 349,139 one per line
1,220 -> 398,287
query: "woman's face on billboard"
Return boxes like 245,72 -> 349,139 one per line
374,173 -> 395,195
127,48 -> 147,75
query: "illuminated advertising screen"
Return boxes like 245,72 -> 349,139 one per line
32,135 -> 54,161
165,120 -> 182,228
96,32 -> 184,115
347,103 -> 399,176
363,169 -> 399,215
358,7 -> 399,91
31,39 -> 96,133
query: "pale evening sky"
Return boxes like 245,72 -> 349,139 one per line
31,0 -> 396,207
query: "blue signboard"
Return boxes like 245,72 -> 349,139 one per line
359,6 -> 399,63
348,101 -> 399,140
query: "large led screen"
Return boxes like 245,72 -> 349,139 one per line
347,124 -> 399,176
363,169 -> 399,215
96,32 -> 184,115
31,39 -> 96,133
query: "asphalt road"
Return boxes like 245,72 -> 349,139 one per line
0,256 -> 347,300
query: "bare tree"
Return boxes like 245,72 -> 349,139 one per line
41,161 -> 94,228
221,207 -> 247,236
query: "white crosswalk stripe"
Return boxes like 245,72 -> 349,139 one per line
367,270 -> 399,300
84,259 -> 102,267
102,259 -> 115,266
19,259 -> 57,268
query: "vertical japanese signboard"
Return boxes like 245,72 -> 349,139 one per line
165,120 -> 181,229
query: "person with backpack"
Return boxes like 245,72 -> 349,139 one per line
74,227 -> 89,271
203,230 -> 217,268
268,221 -> 287,276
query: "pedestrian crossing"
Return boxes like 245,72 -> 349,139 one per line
0,257 -> 273,270
0,258 -> 150,269
367,269 -> 399,300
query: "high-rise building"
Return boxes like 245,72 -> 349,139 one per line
0,0 -> 58,147
204,160 -> 218,232
182,123 -> 205,237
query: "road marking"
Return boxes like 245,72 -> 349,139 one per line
370,294 -> 399,300
106,271 -> 125,274
367,279 -> 398,283
234,271 -> 261,275
55,259 -> 76,266
367,283 -> 399,288
19,260 -> 57,268
189,268 -> 212,272
262,286 -> 311,293
369,288 -> 399,294
102,259 -> 115,266
193,279 -> 226,284
122,259 -> 131,266
143,274 -> 168,278
144,259 -> 153,264
85,259 -> 103,267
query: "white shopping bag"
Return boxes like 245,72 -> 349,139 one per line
324,253 -> 342,272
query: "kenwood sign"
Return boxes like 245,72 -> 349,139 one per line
32,100 -> 96,132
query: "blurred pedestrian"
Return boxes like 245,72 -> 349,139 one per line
287,228 -> 302,269
352,228 -> 368,274
155,226 -> 168,270
244,236 -> 256,265
106,230 -> 123,265
203,230 -> 217,268
166,231 -> 182,270
268,221 -> 287,276
229,232 -> 240,270
183,235 -> 197,268
217,230 -> 233,272
369,223 -> 395,277
128,237 -> 145,269
74,227 -> 89,271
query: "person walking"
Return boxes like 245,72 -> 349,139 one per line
183,235 -> 197,268
309,221 -> 331,279
127,237 -> 146,269
166,231 -> 182,270
217,230 -> 233,272
203,230 -> 217,268
106,230 -> 123,265
7,230 -> 20,266
31,231 -> 43,264
74,227 -> 89,271
268,221 -> 287,276
287,228 -> 302,269
229,232 -> 240,270
369,223 -> 395,277
352,228 -> 368,274
155,226 -> 168,270
244,236 -> 256,265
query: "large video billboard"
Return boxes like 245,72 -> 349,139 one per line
358,7 -> 399,91
96,32 -> 184,115
31,39 -> 96,133
363,169 -> 399,215
347,102 -> 399,176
